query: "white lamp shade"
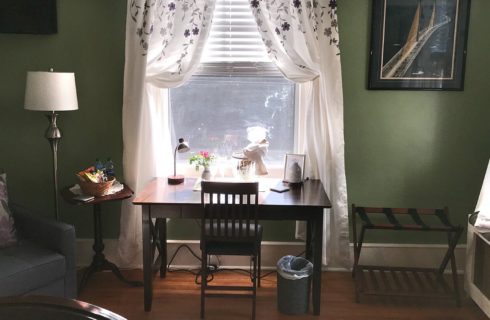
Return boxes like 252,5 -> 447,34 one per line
24,71 -> 78,111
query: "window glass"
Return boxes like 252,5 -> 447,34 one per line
169,75 -> 295,163
169,0 -> 295,171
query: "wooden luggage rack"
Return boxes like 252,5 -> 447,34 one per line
351,205 -> 463,305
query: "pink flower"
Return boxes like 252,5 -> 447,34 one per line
189,151 -> 215,170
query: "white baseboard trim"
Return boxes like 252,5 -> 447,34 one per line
76,239 -> 466,273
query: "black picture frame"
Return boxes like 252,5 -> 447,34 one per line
368,0 -> 470,90
0,0 -> 57,35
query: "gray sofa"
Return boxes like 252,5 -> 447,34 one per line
0,204 -> 77,298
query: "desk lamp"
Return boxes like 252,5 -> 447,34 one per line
168,138 -> 190,185
24,69 -> 78,220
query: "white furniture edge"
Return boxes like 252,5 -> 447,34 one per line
466,215 -> 490,318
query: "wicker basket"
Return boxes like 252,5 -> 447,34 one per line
79,177 -> 115,197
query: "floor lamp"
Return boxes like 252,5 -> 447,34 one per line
24,69 -> 78,220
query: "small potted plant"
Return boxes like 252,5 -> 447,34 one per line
189,151 -> 215,180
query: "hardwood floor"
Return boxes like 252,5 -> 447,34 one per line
77,269 -> 487,320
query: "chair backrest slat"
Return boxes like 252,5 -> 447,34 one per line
201,181 -> 259,241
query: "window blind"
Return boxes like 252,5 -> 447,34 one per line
201,0 -> 270,63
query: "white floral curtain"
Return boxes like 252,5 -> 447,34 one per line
118,0 -> 215,267
250,0 -> 350,268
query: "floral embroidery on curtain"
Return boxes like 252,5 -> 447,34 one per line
250,0 -> 339,63
129,0 -> 154,54
325,0 -> 339,49
130,0 -> 212,75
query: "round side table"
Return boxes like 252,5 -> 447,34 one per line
61,183 -> 142,292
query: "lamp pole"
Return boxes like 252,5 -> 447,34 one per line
173,145 -> 178,178
45,111 -> 62,221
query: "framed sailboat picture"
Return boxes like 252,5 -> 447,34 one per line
368,0 -> 471,90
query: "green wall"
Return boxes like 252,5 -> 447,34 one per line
0,0 -> 488,243
0,0 -> 126,237
340,0 -> 490,243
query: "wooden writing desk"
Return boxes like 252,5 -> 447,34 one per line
133,177 -> 331,315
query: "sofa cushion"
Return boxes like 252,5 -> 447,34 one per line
0,173 -> 17,248
0,239 -> 66,297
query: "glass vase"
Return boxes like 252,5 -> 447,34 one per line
201,166 -> 212,180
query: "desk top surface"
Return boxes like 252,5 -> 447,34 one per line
133,177 -> 331,208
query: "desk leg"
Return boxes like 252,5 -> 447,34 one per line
311,213 -> 323,315
142,205 -> 153,311
306,220 -> 312,261
156,218 -> 167,278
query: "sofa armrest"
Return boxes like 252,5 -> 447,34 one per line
10,203 -> 76,273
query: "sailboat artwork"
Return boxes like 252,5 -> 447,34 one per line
368,0 -> 470,90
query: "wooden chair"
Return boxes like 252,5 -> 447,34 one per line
200,181 -> 262,320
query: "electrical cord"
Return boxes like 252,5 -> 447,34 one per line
166,244 -> 220,284
168,244 -> 201,262
166,242 -> 307,283
224,248 -> 306,280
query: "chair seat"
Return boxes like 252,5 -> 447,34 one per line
205,241 -> 257,256
203,223 -> 262,255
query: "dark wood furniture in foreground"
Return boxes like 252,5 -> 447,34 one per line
351,205 -> 463,305
133,177 -> 330,315
0,295 -> 126,320
61,184 -> 142,292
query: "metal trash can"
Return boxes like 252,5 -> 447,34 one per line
276,255 -> 314,315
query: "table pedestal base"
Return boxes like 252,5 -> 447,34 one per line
79,255 -> 142,292
79,203 -> 142,293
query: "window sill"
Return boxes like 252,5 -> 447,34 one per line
176,161 -> 284,180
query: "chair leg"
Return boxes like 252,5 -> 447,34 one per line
258,248 -> 261,288
201,250 -> 207,319
252,253 -> 257,320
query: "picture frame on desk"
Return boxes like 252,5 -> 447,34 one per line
283,153 -> 305,184
368,0 -> 471,90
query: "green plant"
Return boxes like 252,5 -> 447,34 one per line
189,151 -> 215,170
